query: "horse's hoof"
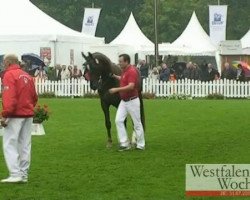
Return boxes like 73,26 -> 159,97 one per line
106,141 -> 112,148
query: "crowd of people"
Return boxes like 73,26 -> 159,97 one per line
4,58 -> 246,82
51,65 -> 83,81
25,64 -> 83,81
136,60 -> 247,82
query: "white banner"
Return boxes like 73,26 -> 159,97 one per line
209,5 -> 228,46
82,8 -> 101,36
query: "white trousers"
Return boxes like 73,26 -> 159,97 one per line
115,98 -> 145,148
3,118 -> 32,178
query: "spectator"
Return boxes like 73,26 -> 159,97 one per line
236,64 -> 245,82
139,60 -> 149,79
136,59 -> 142,69
149,67 -> 159,80
169,68 -> 176,82
159,63 -> 170,82
183,62 -> 193,79
200,61 -> 208,81
68,65 -> 73,78
56,64 -> 62,81
61,65 -> 70,80
192,63 -> 201,80
175,65 -> 185,80
34,66 -> 47,79
221,62 -> 236,80
157,66 -> 162,74
190,63 -> 200,80
214,71 -> 221,80
205,63 -> 218,81
72,65 -> 82,79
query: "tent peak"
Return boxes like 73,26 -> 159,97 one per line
110,12 -> 153,50
171,11 -> 216,55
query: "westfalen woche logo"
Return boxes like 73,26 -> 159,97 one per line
186,164 -> 250,197
212,13 -> 223,25
85,16 -> 94,26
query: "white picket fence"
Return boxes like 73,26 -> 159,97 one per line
143,78 -> 250,98
1,78 -> 250,98
34,78 -> 97,97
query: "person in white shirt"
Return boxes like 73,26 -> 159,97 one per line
149,67 -> 159,80
34,66 -> 47,79
61,65 -> 70,80
72,65 -> 82,79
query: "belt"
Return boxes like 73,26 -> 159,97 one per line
122,96 -> 138,102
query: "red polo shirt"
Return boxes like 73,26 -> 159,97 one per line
119,65 -> 139,100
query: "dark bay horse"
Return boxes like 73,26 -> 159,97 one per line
82,52 -> 145,148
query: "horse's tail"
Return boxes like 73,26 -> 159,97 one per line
136,67 -> 145,131
139,91 -> 145,131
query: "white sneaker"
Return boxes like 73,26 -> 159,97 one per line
136,146 -> 145,151
118,145 -> 131,152
131,131 -> 137,145
22,177 -> 28,183
1,176 -> 23,183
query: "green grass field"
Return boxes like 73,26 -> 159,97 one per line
0,99 -> 250,200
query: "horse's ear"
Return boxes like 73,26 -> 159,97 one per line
81,52 -> 87,60
88,52 -> 93,58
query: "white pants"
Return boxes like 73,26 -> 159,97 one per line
115,98 -> 145,148
3,118 -> 32,178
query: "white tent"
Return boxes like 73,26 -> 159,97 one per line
88,44 -> 136,64
0,0 -> 104,66
139,12 -> 217,57
110,13 -> 154,51
170,12 -> 216,56
241,29 -> 250,55
139,43 -> 188,56
89,43 -> 140,64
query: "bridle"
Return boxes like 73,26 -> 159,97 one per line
83,63 -> 114,91
97,72 -> 114,92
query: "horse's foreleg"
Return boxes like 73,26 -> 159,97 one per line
101,102 -> 112,148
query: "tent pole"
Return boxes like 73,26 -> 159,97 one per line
154,0 -> 159,67
54,41 -> 57,66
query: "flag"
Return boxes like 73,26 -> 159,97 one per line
209,5 -> 228,46
82,8 -> 101,36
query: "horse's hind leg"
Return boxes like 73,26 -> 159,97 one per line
124,118 -> 127,129
101,102 -> 112,148
124,118 -> 136,147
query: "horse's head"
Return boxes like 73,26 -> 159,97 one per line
82,52 -> 103,90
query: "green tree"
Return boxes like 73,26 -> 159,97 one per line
138,0 -> 250,42
30,0 -> 250,43
31,0 -> 144,42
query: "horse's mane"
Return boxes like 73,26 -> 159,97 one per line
92,52 -> 122,76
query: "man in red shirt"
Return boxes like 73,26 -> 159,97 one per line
0,54 -> 38,183
109,54 -> 145,151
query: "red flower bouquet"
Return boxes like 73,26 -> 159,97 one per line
33,104 -> 50,123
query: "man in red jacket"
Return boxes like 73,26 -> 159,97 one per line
0,54 -> 38,183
